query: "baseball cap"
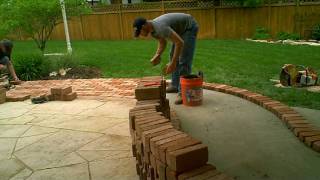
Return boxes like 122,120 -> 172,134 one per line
133,17 -> 147,37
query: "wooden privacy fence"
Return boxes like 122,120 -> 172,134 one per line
49,1 -> 320,40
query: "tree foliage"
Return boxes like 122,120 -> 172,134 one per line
0,0 -> 90,52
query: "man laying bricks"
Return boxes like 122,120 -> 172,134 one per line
0,39 -> 20,83
133,13 -> 199,104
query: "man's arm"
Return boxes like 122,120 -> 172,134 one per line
166,31 -> 184,74
150,37 -> 167,66
155,37 -> 167,56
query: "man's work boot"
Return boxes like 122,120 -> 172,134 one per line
166,86 -> 178,93
174,94 -> 183,105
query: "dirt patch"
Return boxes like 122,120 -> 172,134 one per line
42,66 -> 102,80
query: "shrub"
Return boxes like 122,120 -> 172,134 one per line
252,27 -> 271,40
13,53 -> 44,81
312,24 -> 320,40
13,53 -> 79,81
276,32 -> 300,40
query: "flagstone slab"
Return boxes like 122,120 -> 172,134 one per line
32,115 -> 126,133
79,134 -> 131,151
0,115 -> 36,125
0,125 -> 31,138
31,100 -> 104,115
15,133 -> 56,152
0,158 -> 25,180
26,114 -> 55,124
26,163 -> 89,180
0,138 -> 17,160
77,150 -> 131,162
22,126 -> 60,137
79,101 -> 134,119
89,157 -> 138,180
0,101 -> 34,119
103,122 -> 131,137
9,168 -> 33,180
14,130 -> 101,170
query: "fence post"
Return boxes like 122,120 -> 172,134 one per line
161,0 -> 165,14
268,0 -> 271,33
80,15 -> 85,40
212,7 -> 217,38
119,4 -> 124,40
294,0 -> 301,37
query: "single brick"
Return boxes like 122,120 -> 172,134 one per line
143,128 -> 176,153
136,118 -> 170,136
294,127 -> 316,137
177,164 -> 216,180
202,83 -> 221,91
166,144 -> 208,173
305,135 -> 320,146
62,92 -> 77,101
143,151 -> 150,164
152,133 -> 189,158
262,101 -> 282,109
246,94 -> 262,101
137,119 -> 170,138
312,141 -> 320,152
286,120 -> 309,129
299,131 -> 320,142
137,122 -> 172,138
149,130 -> 183,153
156,158 -> 167,180
135,116 -> 166,131
159,136 -> 201,163
250,96 -> 272,106
289,124 -> 312,131
130,112 -> 163,130
51,86 -> 72,95
150,153 -> 157,173
216,85 -> 232,93
6,94 -> 31,102
282,114 -> 305,122
135,86 -> 162,101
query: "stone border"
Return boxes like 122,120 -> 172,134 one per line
129,77 -> 234,180
203,82 -> 320,153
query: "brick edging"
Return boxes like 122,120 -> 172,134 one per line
203,82 -> 320,153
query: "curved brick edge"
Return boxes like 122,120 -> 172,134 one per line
129,76 -> 234,180
203,82 -> 320,153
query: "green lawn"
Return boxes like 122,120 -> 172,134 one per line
13,40 -> 320,109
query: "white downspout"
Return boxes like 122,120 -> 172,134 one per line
60,0 -> 72,54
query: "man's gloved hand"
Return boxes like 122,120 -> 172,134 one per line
150,54 -> 161,66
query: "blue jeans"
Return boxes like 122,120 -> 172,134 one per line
170,21 -> 199,93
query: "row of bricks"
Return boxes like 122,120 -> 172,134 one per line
130,100 -> 233,180
3,86 -> 77,102
203,82 -> 320,153
131,77 -> 233,180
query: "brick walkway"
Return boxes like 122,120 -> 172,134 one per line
6,78 -> 139,100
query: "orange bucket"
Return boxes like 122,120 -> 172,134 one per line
180,75 -> 203,106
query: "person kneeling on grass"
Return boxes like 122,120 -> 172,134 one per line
133,13 -> 199,105
0,39 -> 20,83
